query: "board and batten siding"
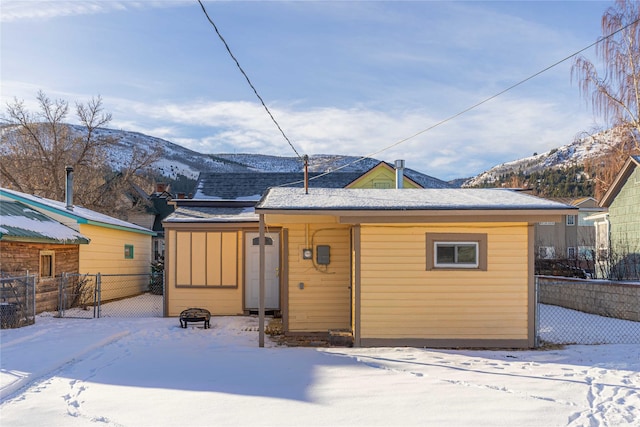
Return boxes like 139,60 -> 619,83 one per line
78,223 -> 152,301
357,223 -> 532,346
267,215 -> 352,332
165,229 -> 244,317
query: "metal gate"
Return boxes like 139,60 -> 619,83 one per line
58,272 -> 163,318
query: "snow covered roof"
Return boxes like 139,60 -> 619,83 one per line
0,187 -> 154,236
256,188 -> 577,213
165,205 -> 258,223
0,200 -> 89,244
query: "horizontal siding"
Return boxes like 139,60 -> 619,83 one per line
79,224 -> 152,300
359,223 -> 530,340
274,220 -> 352,332
79,224 -> 152,275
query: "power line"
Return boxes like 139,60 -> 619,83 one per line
318,15 -> 640,176
196,0 -> 302,159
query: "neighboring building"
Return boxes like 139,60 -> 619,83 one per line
0,199 -> 89,312
0,187 -> 155,301
534,197 -> 605,270
591,156 -> 640,280
126,183 -> 175,262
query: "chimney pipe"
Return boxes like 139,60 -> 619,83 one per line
65,166 -> 74,210
394,160 -> 405,189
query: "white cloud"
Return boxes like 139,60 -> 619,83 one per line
99,95 -> 595,180
0,0 -> 185,22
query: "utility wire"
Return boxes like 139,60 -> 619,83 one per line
197,0 -> 302,159
313,15 -> 640,177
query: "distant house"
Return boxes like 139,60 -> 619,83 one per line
590,155 -> 640,280
534,197 -> 605,271
255,187 -> 575,348
163,161 -> 445,317
0,198 -> 89,312
0,187 -> 155,301
125,183 -> 176,262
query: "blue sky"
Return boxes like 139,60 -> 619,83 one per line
1,1 -> 613,180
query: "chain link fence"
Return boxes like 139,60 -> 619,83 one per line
58,272 -> 163,319
536,276 -> 640,345
0,274 -> 36,329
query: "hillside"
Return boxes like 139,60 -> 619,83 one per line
462,132 -> 612,188
2,123 -> 621,197
4,125 -> 449,191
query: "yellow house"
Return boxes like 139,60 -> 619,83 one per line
0,187 -> 155,301
255,187 -> 576,348
163,163 -> 448,317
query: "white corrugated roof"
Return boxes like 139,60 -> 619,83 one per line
0,187 -> 154,235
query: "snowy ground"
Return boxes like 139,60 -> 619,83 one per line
1,299 -> 639,427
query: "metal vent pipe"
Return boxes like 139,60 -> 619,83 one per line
65,166 -> 74,210
395,160 -> 405,189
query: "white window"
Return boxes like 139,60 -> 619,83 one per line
566,215 -> 576,226
434,242 -> 479,268
539,246 -> 556,259
426,233 -> 487,271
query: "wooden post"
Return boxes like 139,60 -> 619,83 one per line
258,213 -> 265,347
304,154 -> 309,194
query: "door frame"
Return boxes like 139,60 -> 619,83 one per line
244,230 -> 281,311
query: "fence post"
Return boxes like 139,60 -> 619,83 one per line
31,273 -> 36,322
59,273 -> 65,318
96,273 -> 101,319
534,276 -> 539,348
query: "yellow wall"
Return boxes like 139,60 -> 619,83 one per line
78,223 -> 152,300
267,215 -> 352,332
165,229 -> 244,316
347,164 -> 421,189
358,223 -> 530,342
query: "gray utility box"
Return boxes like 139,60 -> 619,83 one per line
317,245 -> 330,265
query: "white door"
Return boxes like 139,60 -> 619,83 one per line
245,232 -> 280,310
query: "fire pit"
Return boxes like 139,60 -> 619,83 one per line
179,307 -> 211,329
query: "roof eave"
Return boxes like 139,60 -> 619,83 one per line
257,207 -> 576,223
600,156 -> 640,207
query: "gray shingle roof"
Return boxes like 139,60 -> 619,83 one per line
193,167 -> 450,200
193,172 -> 366,200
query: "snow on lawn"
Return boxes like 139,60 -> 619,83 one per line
1,301 -> 639,427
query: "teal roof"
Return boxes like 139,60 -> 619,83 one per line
0,200 -> 90,244
0,187 -> 155,236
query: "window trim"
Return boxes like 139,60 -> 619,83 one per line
566,215 -> 576,226
124,244 -> 134,259
40,250 -> 55,278
426,233 -> 487,271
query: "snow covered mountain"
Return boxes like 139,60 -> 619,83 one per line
461,131 -> 615,187
73,127 -> 449,188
